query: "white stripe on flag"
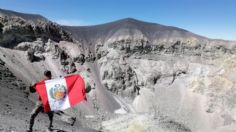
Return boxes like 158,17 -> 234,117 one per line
45,78 -> 71,111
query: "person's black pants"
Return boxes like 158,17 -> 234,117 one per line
29,101 -> 53,130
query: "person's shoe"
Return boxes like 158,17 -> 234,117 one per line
71,117 -> 76,126
26,128 -> 32,132
46,128 -> 52,132
46,125 -> 53,132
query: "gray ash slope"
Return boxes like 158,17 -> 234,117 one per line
63,18 -> 206,44
0,58 -> 32,131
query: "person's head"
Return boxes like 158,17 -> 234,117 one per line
44,70 -> 52,80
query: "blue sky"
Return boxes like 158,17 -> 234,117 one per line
0,0 -> 235,40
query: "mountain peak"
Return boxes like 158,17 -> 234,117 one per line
118,18 -> 142,23
109,17 -> 157,26
63,17 -> 201,43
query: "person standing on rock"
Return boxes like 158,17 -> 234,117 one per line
27,70 -> 54,132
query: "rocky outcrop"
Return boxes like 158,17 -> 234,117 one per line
101,62 -> 138,97
0,11 -> 72,48
107,39 -> 236,58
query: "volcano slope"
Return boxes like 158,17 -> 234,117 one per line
1,8 -> 236,132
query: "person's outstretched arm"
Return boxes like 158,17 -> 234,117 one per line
29,83 -> 36,93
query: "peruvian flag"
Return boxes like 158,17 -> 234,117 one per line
35,74 -> 86,112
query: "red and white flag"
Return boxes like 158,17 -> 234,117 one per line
35,74 -> 86,112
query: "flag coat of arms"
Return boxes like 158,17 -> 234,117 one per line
35,74 -> 86,112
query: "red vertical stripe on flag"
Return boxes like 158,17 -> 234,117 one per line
65,74 -> 86,106
35,80 -> 51,112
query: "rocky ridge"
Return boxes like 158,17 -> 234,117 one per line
0,8 -> 72,48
